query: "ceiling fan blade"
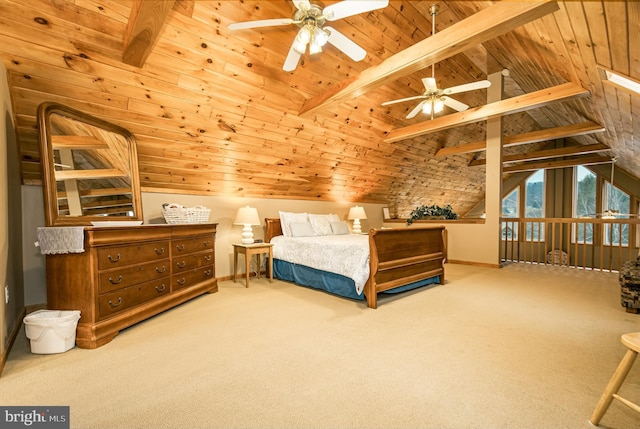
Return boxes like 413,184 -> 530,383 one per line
283,44 -> 301,72
228,18 -> 294,31
323,0 -> 389,21
441,96 -> 469,112
406,101 -> 427,119
442,80 -> 491,95
422,77 -> 438,91
324,26 -> 366,61
381,95 -> 427,106
292,0 -> 311,11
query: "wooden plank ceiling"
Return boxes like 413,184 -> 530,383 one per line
0,0 -> 638,217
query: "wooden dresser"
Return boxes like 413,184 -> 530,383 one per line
45,223 -> 218,348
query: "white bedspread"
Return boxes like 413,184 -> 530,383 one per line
271,234 -> 370,295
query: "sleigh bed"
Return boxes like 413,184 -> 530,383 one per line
264,217 -> 447,308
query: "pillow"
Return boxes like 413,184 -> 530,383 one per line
308,213 -> 338,236
289,222 -> 316,237
279,211 -> 309,237
330,221 -> 350,235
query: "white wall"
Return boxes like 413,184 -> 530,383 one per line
21,187 -> 386,305
142,193 -> 385,282
1,61 -> 25,359
21,185 -> 46,305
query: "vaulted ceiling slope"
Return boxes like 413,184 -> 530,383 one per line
0,0 -> 638,217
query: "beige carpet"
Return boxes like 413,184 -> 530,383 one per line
2,263 -> 640,429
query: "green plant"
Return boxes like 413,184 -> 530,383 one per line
407,204 -> 458,225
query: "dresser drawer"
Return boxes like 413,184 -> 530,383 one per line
172,235 -> 214,256
97,241 -> 170,269
172,265 -> 215,291
173,251 -> 214,273
99,279 -> 170,319
98,260 -> 170,294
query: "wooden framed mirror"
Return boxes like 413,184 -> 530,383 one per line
38,103 -> 143,226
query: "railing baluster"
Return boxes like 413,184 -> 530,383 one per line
499,217 -> 639,273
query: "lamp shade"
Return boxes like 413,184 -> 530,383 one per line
347,206 -> 367,220
234,206 -> 260,226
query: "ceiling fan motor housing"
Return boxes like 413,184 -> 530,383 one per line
293,4 -> 327,28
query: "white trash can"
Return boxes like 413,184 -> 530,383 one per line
23,310 -> 81,354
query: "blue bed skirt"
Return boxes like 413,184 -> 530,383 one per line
273,259 -> 440,301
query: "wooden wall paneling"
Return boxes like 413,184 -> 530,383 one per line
602,1 -> 627,75
74,0 -> 134,23
551,3 -> 593,94
531,13 -> 578,84
555,1 -> 618,150
1,0 -> 639,216
7,72 -> 129,110
582,1 -> 611,70
1,49 -> 214,120
0,0 -> 124,56
627,1 -> 640,80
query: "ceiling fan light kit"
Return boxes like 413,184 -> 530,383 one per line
422,97 -> 444,115
228,0 -> 389,71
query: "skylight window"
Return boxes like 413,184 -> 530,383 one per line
603,69 -> 640,95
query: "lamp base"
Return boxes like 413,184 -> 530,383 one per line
241,225 -> 254,244
352,219 -> 362,235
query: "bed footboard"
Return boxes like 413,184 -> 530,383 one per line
366,226 -> 447,309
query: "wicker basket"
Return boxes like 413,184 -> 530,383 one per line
161,204 -> 211,224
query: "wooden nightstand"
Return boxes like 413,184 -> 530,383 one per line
233,243 -> 274,288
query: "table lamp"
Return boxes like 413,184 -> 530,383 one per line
347,206 -> 367,234
234,206 -> 260,244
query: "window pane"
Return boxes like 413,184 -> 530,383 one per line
525,170 -> 544,241
525,170 -> 544,218
574,166 -> 595,244
502,188 -> 519,218
575,166 -> 595,217
603,181 -> 630,246
502,188 -> 518,240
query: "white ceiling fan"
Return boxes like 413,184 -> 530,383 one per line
381,4 -> 491,119
227,0 -> 389,72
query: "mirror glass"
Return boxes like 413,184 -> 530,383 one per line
38,103 -> 143,226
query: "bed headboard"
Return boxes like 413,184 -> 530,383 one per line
265,218 -> 282,243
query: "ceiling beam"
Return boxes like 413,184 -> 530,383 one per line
298,1 -> 560,116
502,154 -> 611,173
469,143 -> 611,166
436,121 -> 606,157
122,0 -> 176,68
384,82 -> 589,143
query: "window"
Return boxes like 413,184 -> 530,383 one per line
525,170 -> 544,241
574,166 -> 595,244
603,181 -> 630,246
502,188 -> 519,240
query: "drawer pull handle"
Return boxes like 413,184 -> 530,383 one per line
155,247 -> 165,255
204,269 -> 212,277
156,284 -> 166,292
177,277 -> 186,285
107,253 -> 121,263
204,255 -> 212,262
156,265 -> 166,273
176,244 -> 185,251
177,261 -> 186,268
108,297 -> 122,308
109,275 -> 123,284
203,241 -> 211,247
